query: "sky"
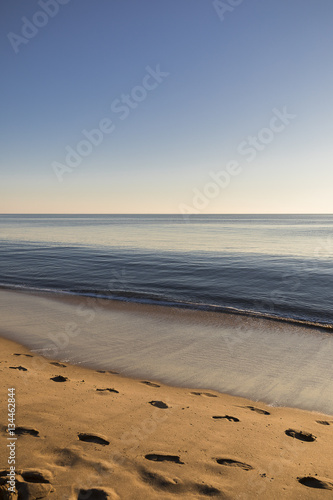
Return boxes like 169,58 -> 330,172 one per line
1,0 -> 333,214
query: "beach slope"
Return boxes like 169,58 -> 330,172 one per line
0,337 -> 333,499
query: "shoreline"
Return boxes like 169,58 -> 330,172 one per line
1,284 -> 332,332
1,336 -> 333,498
1,288 -> 333,416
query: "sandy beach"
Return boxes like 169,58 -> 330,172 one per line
3,0 -> 333,496
1,336 -> 333,499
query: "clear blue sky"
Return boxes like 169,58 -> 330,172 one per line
1,0 -> 333,213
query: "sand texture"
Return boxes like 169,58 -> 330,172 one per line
1,337 -> 333,499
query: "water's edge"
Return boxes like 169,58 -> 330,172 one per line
1,283 -> 332,332
1,288 -> 333,415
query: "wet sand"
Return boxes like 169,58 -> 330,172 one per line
1,336 -> 333,499
1,289 -> 333,415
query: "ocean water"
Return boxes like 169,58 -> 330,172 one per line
1,214 -> 333,413
0,214 -> 333,327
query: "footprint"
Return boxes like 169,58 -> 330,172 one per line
0,470 -> 55,499
13,353 -> 33,358
78,433 -> 109,446
78,489 -> 109,499
96,388 -> 119,393
21,470 -> 51,483
9,366 -> 28,371
191,392 -> 217,398
50,375 -> 68,382
96,370 -> 106,373
54,447 -> 112,472
245,406 -> 270,415
15,427 -> 39,437
141,381 -> 160,388
54,447 -> 84,467
140,468 -> 183,493
11,470 -> 55,499
149,401 -> 168,409
216,458 -> 253,471
108,370 -> 119,375
50,361 -> 67,368
285,429 -> 316,442
298,476 -> 333,490
316,420 -> 330,425
195,484 -> 221,497
145,454 -> 184,464
212,415 -> 240,422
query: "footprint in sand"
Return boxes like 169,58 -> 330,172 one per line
50,361 -> 67,368
298,476 -> 333,490
78,433 -> 110,446
141,381 -> 160,388
212,415 -> 240,422
316,420 -> 330,425
140,469 -> 181,493
216,458 -> 253,471
285,429 -> 316,442
149,401 -> 169,409
9,366 -> 28,371
195,484 -> 222,496
50,375 -> 68,382
21,471 -> 51,484
145,454 -> 184,464
96,370 -> 119,374
140,468 -> 222,497
96,388 -> 119,393
54,447 -> 112,472
244,406 -> 270,415
13,353 -> 33,358
191,392 -> 217,398
20,471 -> 54,497
15,427 -> 39,437
78,488 -> 110,500
0,469 -> 55,498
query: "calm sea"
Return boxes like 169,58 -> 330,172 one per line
0,214 -> 332,328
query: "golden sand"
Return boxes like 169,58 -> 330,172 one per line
0,336 -> 333,499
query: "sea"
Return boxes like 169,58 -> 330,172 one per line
1,214 -> 333,413
1,214 -> 333,326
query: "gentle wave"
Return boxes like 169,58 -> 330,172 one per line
1,215 -> 333,332
1,282 -> 332,332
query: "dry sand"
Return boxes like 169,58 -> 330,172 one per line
0,336 -> 333,500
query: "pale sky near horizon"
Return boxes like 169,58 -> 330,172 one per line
1,0 -> 333,214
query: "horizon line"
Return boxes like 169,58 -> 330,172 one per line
1,213 -> 333,216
